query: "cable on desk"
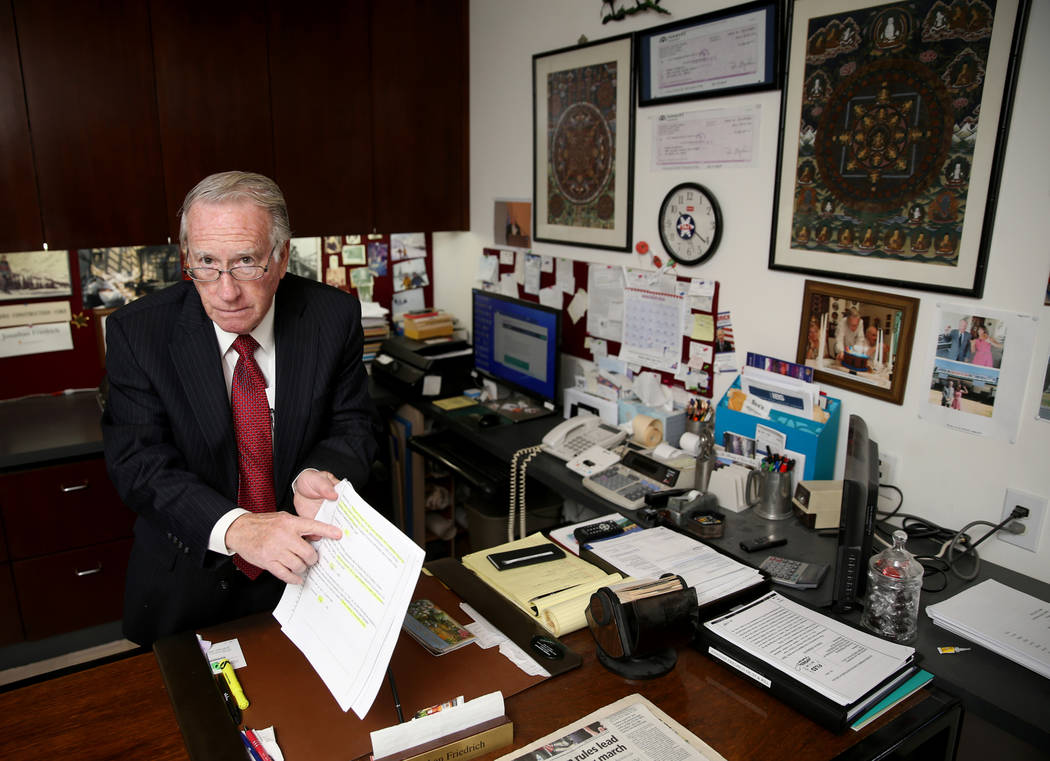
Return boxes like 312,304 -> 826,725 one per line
875,483 -> 1028,584
508,445 -> 542,543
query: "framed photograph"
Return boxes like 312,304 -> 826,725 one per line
796,279 -> 919,404
636,0 -> 782,107
533,34 -> 635,251
769,0 -> 1031,297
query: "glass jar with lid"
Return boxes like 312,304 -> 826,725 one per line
860,529 -> 923,643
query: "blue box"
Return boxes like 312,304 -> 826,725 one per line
714,376 -> 841,480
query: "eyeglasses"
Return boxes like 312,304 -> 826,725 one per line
185,247 -> 276,282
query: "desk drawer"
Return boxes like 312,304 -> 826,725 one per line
0,458 -> 134,559
0,563 -> 23,645
12,537 -> 132,641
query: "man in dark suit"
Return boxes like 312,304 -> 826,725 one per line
946,318 -> 971,361
102,171 -> 376,646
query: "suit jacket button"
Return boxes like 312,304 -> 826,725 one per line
219,580 -> 230,591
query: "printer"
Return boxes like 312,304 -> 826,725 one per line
372,336 -> 474,399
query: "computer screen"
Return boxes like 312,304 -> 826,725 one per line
831,414 -> 880,612
471,289 -> 561,406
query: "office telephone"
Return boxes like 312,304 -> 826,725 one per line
541,414 -> 627,461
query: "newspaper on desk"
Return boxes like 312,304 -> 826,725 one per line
586,525 -> 763,606
273,479 -> 425,717
495,693 -> 727,761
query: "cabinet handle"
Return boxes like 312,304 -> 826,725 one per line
75,563 -> 103,577
60,481 -> 90,493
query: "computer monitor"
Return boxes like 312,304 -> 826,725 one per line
831,414 -> 880,613
471,288 -> 561,408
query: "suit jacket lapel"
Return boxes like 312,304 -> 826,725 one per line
170,289 -> 237,495
273,277 -> 318,498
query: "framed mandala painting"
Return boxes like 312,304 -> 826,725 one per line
533,34 -> 635,251
769,0 -> 1030,297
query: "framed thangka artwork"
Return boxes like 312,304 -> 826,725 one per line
533,34 -> 635,251
769,0 -> 1030,297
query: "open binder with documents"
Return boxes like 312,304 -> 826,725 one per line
695,591 -> 921,732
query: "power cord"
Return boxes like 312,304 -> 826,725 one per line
508,445 -> 542,542
876,484 -> 1028,584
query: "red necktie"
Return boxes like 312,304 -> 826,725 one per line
231,334 -> 275,579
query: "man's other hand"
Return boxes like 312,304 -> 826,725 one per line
225,511 -> 342,585
292,469 -> 341,520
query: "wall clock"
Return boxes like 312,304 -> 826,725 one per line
658,182 -> 722,265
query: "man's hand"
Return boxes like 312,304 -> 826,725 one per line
225,511 -> 342,585
293,469 -> 341,520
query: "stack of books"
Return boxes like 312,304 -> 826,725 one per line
362,302 -> 391,371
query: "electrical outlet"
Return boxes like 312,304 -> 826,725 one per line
878,452 -> 899,485
997,488 -> 1047,553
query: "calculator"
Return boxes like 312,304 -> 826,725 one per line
759,555 -> 829,589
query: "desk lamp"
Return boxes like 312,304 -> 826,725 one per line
585,576 -> 698,679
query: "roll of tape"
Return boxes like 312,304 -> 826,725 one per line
679,432 -> 700,456
631,414 -> 663,448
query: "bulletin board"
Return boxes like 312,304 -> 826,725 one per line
318,233 -> 435,318
483,248 -> 720,397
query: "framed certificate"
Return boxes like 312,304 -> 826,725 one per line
636,0 -> 782,107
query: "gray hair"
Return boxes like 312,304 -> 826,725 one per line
178,171 -> 291,257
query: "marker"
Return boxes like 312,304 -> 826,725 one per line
244,728 -> 274,761
240,731 -> 264,761
216,658 -> 249,710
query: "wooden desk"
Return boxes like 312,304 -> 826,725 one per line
0,652 -> 188,761
0,622 -> 958,761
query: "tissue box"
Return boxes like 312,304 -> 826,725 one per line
617,399 -> 686,448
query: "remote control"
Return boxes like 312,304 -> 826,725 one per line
573,520 -> 624,544
739,534 -> 787,553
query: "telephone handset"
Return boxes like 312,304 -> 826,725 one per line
541,414 -> 627,461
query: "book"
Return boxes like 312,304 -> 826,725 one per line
403,599 -> 477,656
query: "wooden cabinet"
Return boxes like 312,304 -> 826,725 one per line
0,1 -> 468,252
268,0 -> 374,234
150,0 -> 275,234
14,0 -> 168,250
371,0 -> 469,233
0,456 -> 134,642
0,2 -> 42,253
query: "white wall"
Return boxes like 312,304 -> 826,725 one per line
432,0 -> 1050,582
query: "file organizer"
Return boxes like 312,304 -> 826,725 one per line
714,376 -> 841,480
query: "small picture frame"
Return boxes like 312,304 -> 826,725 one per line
796,279 -> 919,405
533,34 -> 635,251
636,0 -> 781,107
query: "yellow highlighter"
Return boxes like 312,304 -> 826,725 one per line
216,658 -> 250,710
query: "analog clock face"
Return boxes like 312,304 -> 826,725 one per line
658,183 -> 722,266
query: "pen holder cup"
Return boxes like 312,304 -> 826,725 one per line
746,469 -> 794,521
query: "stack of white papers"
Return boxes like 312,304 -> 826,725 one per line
740,365 -> 821,418
705,592 -> 915,706
587,526 -> 763,607
926,579 -> 1050,679
274,480 -> 425,717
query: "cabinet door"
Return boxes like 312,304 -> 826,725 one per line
14,0 -> 168,249
370,0 -> 469,233
0,2 -> 42,253
268,1 -> 373,235
0,458 -> 134,560
0,564 -> 23,645
150,0 -> 274,235
13,538 -> 132,640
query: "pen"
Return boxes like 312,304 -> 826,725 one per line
214,675 -> 241,725
387,667 -> 405,723
244,728 -> 274,761
241,732 -> 264,761
217,658 -> 249,710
